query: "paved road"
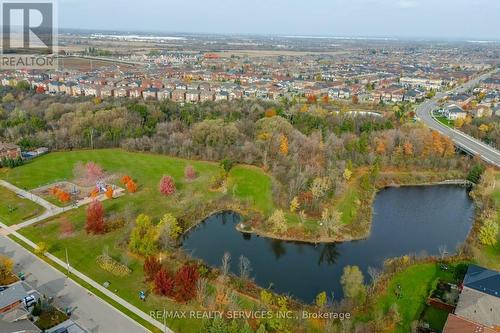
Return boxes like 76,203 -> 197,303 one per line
0,234 -> 149,333
415,69 -> 500,167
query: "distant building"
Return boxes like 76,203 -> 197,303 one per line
171,89 -> 186,102
186,89 -> 200,102
444,104 -> 467,120
0,142 -> 21,160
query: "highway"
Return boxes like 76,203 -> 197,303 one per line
415,68 -> 500,167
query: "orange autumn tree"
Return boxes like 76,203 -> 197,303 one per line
126,180 -> 137,193
105,186 -> 113,199
279,135 -> 289,155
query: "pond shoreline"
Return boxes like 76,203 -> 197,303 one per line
181,177 -> 472,245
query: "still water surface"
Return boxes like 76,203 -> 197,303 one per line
182,185 -> 474,302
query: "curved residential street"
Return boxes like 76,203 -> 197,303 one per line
415,69 -> 500,167
0,234 -> 149,333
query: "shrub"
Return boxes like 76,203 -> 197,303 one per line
479,218 -> 498,246
96,255 -> 131,277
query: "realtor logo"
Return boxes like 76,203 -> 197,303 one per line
0,0 -> 57,69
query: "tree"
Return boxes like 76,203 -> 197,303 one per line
340,265 -> 366,302
289,196 -> 299,213
129,214 -> 160,256
35,242 -> 48,256
159,175 -> 176,196
159,213 -> 182,241
220,158 -> 234,174
154,268 -> 175,297
126,180 -> 137,193
343,168 -> 352,181
174,263 -> 199,302
0,255 -> 13,282
279,135 -> 289,155
268,209 -> 287,233
321,207 -> 342,236
120,175 -> 132,185
315,291 -> 327,308
105,186 -> 113,199
238,255 -> 252,280
184,165 -> 197,181
86,200 -> 105,234
479,218 -> 498,246
144,256 -> 162,281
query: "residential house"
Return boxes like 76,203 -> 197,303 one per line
0,282 -> 29,314
100,86 -> 114,98
404,89 -> 425,103
115,87 -> 129,98
171,89 -> 186,102
186,89 -> 200,102
200,90 -> 215,102
444,104 -> 468,120
215,91 -> 229,101
143,87 -> 159,100
443,265 -> 500,333
0,142 -> 21,160
158,88 -> 172,100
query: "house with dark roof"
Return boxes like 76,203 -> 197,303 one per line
443,265 -> 500,332
462,264 -> 500,298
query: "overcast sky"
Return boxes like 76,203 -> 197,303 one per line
59,0 -> 500,40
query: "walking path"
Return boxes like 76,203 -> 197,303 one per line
0,178 -> 174,332
0,179 -> 123,230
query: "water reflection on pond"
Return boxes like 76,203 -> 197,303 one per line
182,185 -> 474,302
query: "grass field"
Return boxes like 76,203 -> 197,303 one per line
0,186 -> 44,225
1,149 -> 273,332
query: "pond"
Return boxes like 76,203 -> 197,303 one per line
181,185 -> 474,303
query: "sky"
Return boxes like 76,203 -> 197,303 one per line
59,0 -> 500,40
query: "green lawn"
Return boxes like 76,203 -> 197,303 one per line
365,263 -> 456,333
1,149 -> 273,333
0,186 -> 44,225
1,149 -> 272,220
434,115 -> 454,128
421,306 -> 449,331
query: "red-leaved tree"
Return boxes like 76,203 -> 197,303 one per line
86,162 -> 104,183
144,256 -> 162,282
184,165 -> 197,181
174,263 -> 199,302
85,200 -> 105,234
154,268 -> 175,297
159,175 -> 176,196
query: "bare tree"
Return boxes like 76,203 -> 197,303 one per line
221,252 -> 231,276
367,266 -> 382,286
239,255 -> 252,280
438,245 -> 448,260
196,278 -> 208,306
